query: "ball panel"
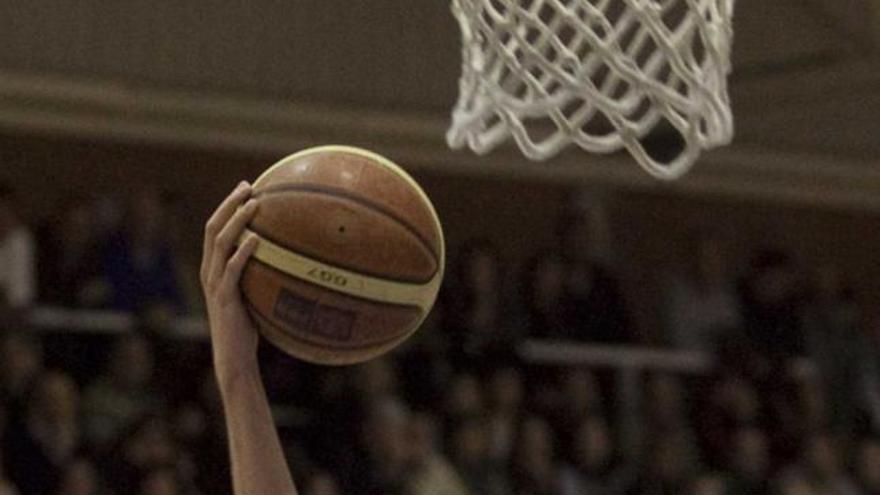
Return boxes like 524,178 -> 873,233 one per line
241,259 -> 424,351
256,149 -> 442,258
250,189 -> 438,283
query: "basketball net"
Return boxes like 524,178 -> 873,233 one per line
447,0 -> 736,179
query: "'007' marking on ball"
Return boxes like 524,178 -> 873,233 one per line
307,267 -> 348,287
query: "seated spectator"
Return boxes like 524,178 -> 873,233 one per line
518,251 -> 568,339
0,331 -> 43,419
4,371 -> 81,495
351,358 -> 399,409
0,447 -> 19,495
630,429 -> 699,495
0,183 -> 35,311
352,397 -> 411,495
98,188 -> 185,313
688,473 -> 726,495
406,413 -> 469,495
486,366 -> 525,465
508,416 -> 561,495
36,196 -> 105,308
82,334 -> 160,452
802,264 -> 866,432
775,473 -> 820,495
722,426 -> 771,495
560,415 -> 636,495
738,250 -> 808,364
443,373 -> 484,425
694,374 -> 761,468
136,467 -> 180,495
55,457 -> 100,495
664,231 -> 741,351
449,417 -> 510,495
644,373 -> 690,433
441,240 -> 516,363
187,373 -> 232,495
548,367 -> 605,435
301,470 -> 341,495
855,436 -> 880,494
556,210 -> 631,343
776,432 -> 860,495
856,313 -> 880,434
102,415 -> 178,493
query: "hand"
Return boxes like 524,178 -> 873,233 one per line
201,181 -> 261,391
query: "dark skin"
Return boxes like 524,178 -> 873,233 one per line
200,182 -> 299,495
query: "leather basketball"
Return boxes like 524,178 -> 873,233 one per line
240,146 -> 445,365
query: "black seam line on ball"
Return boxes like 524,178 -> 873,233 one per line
246,223 -> 438,285
254,183 -> 440,262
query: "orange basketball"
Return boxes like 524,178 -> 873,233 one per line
239,146 -> 445,365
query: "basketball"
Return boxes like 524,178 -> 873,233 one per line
239,145 -> 445,365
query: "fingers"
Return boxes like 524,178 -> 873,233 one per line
202,181 -> 252,279
224,235 -> 260,289
207,199 -> 259,287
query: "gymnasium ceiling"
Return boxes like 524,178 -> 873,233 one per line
0,0 -> 878,209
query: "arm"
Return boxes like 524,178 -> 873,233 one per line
200,181 -> 299,495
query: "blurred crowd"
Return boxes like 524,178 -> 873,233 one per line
1,182 -> 879,495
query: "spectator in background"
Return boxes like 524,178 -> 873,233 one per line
776,432 -> 860,495
856,312 -> 880,435
441,240 -> 516,363
664,231 -> 741,351
187,372 -> 233,495
102,415 -> 178,493
352,398 -> 411,495
688,474 -> 726,495
4,371 -> 81,495
548,368 -> 604,436
0,331 -> 44,419
486,366 -> 525,465
738,249 -> 807,364
0,183 -> 35,311
518,252 -> 568,339
99,188 -> 185,314
449,417 -> 510,495
136,467 -> 180,495
855,437 -> 880,494
301,470 -> 341,495
560,415 -> 635,495
723,426 -> 771,495
556,210 -> 630,343
801,264 -> 866,434
444,373 -> 485,425
0,409 -> 19,495
55,457 -> 100,495
406,413 -> 470,495
644,374 -> 691,435
0,455 -> 17,495
630,429 -> 699,495
36,196 -> 105,308
82,334 -> 160,452
508,416 -> 561,495
694,374 -> 761,469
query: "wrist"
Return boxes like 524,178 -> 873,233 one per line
214,357 -> 261,398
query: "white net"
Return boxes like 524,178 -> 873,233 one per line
447,0 -> 736,179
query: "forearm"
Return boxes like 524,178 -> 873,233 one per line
219,365 -> 299,495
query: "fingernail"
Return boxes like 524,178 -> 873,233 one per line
246,199 -> 258,210
237,181 -> 249,192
